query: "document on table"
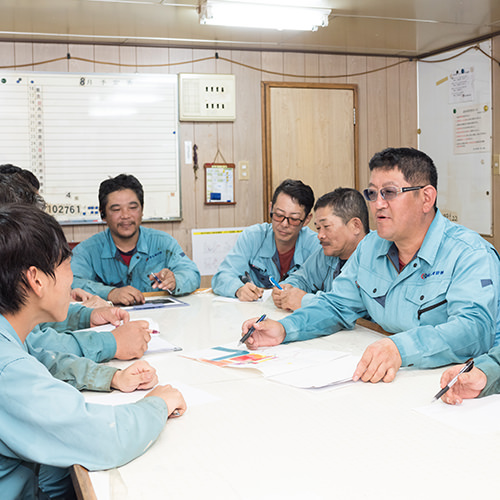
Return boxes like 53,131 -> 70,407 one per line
212,289 -> 273,303
182,342 -> 360,389
84,380 -> 219,407
75,318 -> 181,354
416,394 -> 500,435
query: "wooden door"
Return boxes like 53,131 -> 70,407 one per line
262,82 -> 358,216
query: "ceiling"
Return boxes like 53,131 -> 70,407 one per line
1,0 -> 499,58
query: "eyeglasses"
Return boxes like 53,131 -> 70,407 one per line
363,185 -> 425,202
270,211 -> 305,226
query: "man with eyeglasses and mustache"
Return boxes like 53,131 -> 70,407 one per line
212,179 -> 320,301
241,148 -> 500,384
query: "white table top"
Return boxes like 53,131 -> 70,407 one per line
80,292 -> 500,500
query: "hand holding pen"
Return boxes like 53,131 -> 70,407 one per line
236,271 -> 263,302
433,358 -> 485,404
149,269 -> 175,294
239,314 -> 267,345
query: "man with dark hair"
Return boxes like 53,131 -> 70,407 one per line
0,204 -> 186,499
72,174 -> 200,305
0,163 -> 40,191
212,179 -> 320,301
0,173 -> 43,208
0,172 -> 153,362
273,188 -> 369,311
241,147 -> 500,383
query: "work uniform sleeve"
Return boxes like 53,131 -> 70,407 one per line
212,228 -> 258,298
390,247 -> 498,368
0,355 -> 168,473
26,326 -> 117,363
41,303 -> 92,332
475,345 -> 500,397
280,250 -> 367,341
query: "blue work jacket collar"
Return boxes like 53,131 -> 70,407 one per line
0,314 -> 24,348
102,227 -> 148,259
373,209 -> 442,266
261,224 -> 310,262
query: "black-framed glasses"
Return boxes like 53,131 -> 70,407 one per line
363,185 -> 426,202
270,211 -> 304,226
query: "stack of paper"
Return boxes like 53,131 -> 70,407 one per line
182,342 -> 360,389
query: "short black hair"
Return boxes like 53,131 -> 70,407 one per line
314,188 -> 369,234
0,174 -> 45,209
0,164 -> 40,191
0,205 -> 71,314
369,147 -> 438,192
271,179 -> 315,217
98,174 -> 144,219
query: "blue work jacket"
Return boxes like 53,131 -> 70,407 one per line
26,303 -> 117,363
282,248 -> 344,308
211,223 -> 320,298
71,227 -> 200,299
0,315 -> 167,499
280,210 -> 500,369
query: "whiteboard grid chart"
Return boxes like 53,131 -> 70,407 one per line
0,72 -> 181,223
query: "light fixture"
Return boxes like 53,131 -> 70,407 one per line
199,1 -> 331,32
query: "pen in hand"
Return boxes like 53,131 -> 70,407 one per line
149,272 -> 173,294
269,276 -> 283,290
432,358 -> 474,401
239,314 -> 267,345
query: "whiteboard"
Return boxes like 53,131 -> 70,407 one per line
0,72 -> 180,223
418,41 -> 492,235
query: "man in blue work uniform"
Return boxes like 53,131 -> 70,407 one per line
0,205 -> 186,499
212,179 -> 320,301
272,187 -> 369,311
72,174 -> 200,305
241,147 -> 500,383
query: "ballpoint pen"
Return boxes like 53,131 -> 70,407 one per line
150,272 -> 173,294
239,314 -> 267,345
432,358 -> 474,401
269,276 -> 283,290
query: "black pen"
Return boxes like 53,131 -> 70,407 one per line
239,314 -> 267,345
432,358 -> 474,401
240,271 -> 253,285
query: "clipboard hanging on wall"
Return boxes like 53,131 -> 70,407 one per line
204,163 -> 236,205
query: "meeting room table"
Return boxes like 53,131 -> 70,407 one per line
72,290 -> 500,499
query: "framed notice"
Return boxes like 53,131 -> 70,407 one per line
204,163 -> 235,205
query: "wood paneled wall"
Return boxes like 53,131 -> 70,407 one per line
0,42 -> 419,284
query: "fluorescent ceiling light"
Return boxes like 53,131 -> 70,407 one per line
199,1 -> 330,31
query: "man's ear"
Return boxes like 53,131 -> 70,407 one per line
25,266 -> 45,298
303,212 -> 312,226
347,217 -> 363,235
268,201 -> 273,215
422,185 -> 437,214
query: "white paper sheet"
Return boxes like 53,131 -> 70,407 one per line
416,394 -> 500,434
183,342 -> 360,389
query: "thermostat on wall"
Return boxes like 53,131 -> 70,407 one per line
178,73 -> 236,122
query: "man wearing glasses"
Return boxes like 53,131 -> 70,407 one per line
241,148 -> 500,383
272,188 -> 369,311
212,179 -> 319,301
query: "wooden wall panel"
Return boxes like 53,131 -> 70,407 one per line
0,40 -> 428,270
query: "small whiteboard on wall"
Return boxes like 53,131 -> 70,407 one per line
191,227 -> 244,276
0,72 -> 180,223
418,41 -> 492,235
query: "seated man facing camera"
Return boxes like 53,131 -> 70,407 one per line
72,174 -> 200,305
